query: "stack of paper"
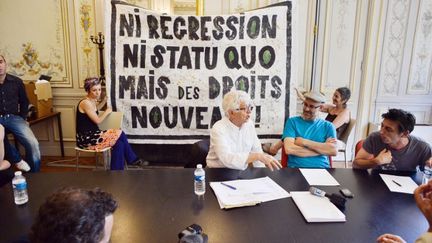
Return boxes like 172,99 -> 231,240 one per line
210,177 -> 290,209
291,191 -> 346,222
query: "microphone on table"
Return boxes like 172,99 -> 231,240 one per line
309,187 -> 346,210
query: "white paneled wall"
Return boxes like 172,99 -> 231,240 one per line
361,0 -> 432,129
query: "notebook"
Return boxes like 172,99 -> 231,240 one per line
291,191 -> 346,222
210,177 -> 290,209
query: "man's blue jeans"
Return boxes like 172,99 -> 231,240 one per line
0,115 -> 41,172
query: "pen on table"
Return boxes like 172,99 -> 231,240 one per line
392,180 -> 402,187
221,182 -> 237,190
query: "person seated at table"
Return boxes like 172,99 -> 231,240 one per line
282,91 -> 337,168
0,124 -> 14,187
264,87 -> 351,155
376,180 -> 432,243
76,77 -> 144,170
206,90 -> 282,171
29,187 -> 118,243
353,109 -> 431,172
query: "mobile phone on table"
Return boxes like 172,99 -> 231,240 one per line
340,188 -> 354,198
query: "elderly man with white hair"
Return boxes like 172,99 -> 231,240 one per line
206,90 -> 282,171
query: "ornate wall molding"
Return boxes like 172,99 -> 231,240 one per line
0,0 -> 72,86
229,0 -> 246,13
336,0 -> 351,49
375,104 -> 430,123
378,0 -> 410,96
174,1 -> 196,14
74,0 -> 98,87
53,105 -> 78,141
174,1 -> 196,9
407,0 -> 432,95
320,0 -> 358,95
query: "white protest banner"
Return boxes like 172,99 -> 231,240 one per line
105,1 -> 295,144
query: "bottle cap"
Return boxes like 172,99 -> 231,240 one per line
14,171 -> 22,176
197,164 -> 202,169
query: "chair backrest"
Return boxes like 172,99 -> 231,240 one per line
99,111 -> 124,130
281,145 -> 288,168
339,118 -> 356,144
184,139 -> 210,168
281,144 -> 332,168
355,139 -> 364,157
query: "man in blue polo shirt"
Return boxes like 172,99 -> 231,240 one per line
282,91 -> 337,168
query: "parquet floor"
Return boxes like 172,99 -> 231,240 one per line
39,156 -> 184,172
40,156 -> 95,172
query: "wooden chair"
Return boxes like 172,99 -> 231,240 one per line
281,145 -> 333,168
338,118 -> 356,168
75,111 -> 124,171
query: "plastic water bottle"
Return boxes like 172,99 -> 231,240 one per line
194,164 -> 205,195
423,166 -> 432,185
12,171 -> 28,205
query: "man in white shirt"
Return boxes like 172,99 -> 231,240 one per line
206,90 -> 282,171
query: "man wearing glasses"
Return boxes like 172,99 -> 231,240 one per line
282,91 -> 337,168
206,90 -> 282,171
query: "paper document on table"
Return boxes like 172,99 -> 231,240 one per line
300,169 -> 340,186
291,191 -> 346,223
379,174 -> 418,194
210,176 -> 290,209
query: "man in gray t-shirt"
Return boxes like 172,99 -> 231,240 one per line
353,109 -> 431,172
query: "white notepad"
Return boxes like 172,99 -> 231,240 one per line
379,174 -> 419,194
210,177 -> 290,209
300,169 -> 340,186
291,191 -> 346,223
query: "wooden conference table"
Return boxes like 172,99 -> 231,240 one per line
0,168 -> 426,243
